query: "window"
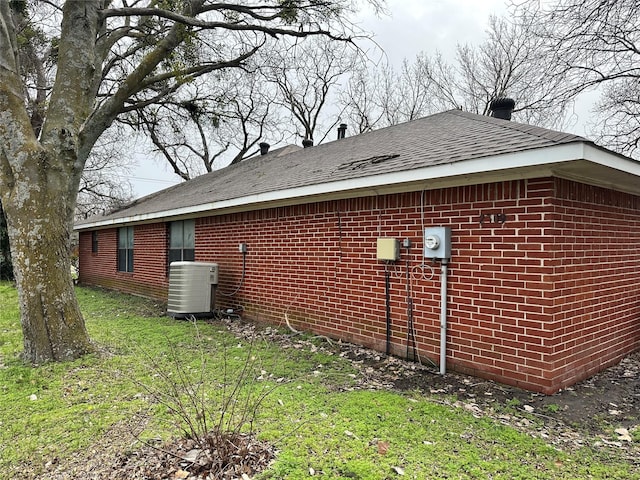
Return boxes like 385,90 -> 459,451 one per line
168,220 -> 195,265
91,231 -> 98,253
118,226 -> 134,272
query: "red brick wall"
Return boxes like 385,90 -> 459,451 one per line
546,179 -> 640,389
79,223 -> 168,299
78,177 -> 640,393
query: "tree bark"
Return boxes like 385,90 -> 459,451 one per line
0,1 -> 94,363
3,153 -> 92,363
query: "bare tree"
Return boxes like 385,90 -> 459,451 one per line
422,14 -> 574,127
0,0 -> 377,364
266,36 -> 358,144
130,64 -> 280,180
338,61 -> 387,134
339,56 -> 437,133
594,80 -> 640,157
341,13 -> 576,131
76,130 -> 134,219
13,2 -> 133,219
515,0 -> 640,156
382,58 -> 437,125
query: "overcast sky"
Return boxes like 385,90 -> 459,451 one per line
359,0 -> 508,62
127,0 -> 511,197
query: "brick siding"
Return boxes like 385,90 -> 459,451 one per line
78,177 -> 640,393
79,223 -> 168,299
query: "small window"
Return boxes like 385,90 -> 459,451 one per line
91,231 -> 98,253
117,226 -> 134,272
168,220 -> 195,266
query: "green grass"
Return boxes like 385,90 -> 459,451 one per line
0,282 -> 638,479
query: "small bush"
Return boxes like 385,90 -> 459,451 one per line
137,318 -> 278,478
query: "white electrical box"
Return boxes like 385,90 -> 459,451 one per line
377,238 -> 400,261
424,227 -> 452,259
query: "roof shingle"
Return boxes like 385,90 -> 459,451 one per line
77,109 -> 588,226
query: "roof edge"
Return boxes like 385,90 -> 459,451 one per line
75,141 -> 638,231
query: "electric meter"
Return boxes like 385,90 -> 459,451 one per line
423,227 -> 452,259
425,234 -> 440,250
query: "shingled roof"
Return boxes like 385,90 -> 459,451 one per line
76,109 -> 639,230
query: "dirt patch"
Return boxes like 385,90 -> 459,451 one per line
390,352 -> 640,433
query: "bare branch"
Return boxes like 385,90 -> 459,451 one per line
514,0 -> 640,154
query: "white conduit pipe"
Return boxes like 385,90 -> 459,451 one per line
439,259 -> 449,375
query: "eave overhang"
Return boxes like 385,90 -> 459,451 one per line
75,142 -> 640,231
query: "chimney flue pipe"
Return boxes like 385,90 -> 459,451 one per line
489,97 -> 516,121
337,123 -> 347,139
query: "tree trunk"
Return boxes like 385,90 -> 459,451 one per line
3,168 -> 92,364
0,1 -> 101,363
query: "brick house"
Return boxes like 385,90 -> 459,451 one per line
75,109 -> 640,394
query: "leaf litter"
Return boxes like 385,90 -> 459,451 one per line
12,316 -> 640,478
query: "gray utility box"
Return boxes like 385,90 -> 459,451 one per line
423,227 -> 452,260
167,261 -> 219,318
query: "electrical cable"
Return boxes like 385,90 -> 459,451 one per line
376,194 -> 382,237
390,263 -> 403,279
418,190 -> 438,368
408,261 -> 437,368
420,190 -> 426,241
216,304 -> 244,320
220,250 -> 247,297
337,204 -> 343,259
405,250 -> 418,363
412,263 -> 435,281
385,262 -> 392,355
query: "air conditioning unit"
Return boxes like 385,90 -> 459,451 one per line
167,261 -> 219,318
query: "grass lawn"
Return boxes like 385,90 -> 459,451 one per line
0,282 -> 637,479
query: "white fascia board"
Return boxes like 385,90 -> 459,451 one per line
75,142 -> 636,231
580,143 -> 640,174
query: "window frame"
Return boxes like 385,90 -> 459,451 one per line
168,220 -> 195,270
91,231 -> 98,254
117,226 -> 134,273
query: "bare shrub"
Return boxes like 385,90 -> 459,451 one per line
137,319 -> 278,478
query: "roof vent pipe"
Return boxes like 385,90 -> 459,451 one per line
337,123 -> 347,139
489,97 -> 516,121
302,139 -> 314,148
259,142 -> 270,155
